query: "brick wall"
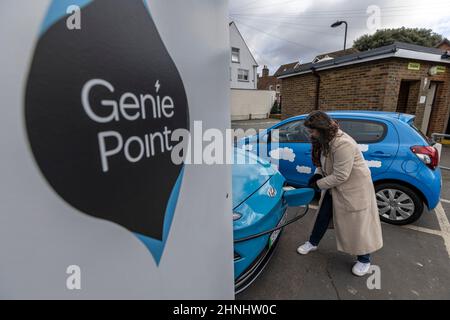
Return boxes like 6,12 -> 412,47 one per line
319,61 -> 389,111
428,81 -> 450,135
406,81 -> 420,115
281,73 -> 317,119
281,58 -> 450,133
386,60 -> 449,131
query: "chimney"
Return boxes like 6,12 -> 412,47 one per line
262,65 -> 269,77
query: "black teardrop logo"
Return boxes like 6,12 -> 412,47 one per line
25,0 -> 189,261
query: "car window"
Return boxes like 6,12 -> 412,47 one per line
409,122 -> 431,145
336,119 -> 386,143
273,120 -> 309,143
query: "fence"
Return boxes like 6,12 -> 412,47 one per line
230,89 -> 276,121
432,133 -> 450,171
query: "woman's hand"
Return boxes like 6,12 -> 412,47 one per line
308,174 -> 323,191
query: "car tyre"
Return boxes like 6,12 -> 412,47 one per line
374,183 -> 424,225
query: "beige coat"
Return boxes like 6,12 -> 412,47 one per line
315,129 -> 383,255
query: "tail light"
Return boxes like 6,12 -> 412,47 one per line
410,145 -> 439,170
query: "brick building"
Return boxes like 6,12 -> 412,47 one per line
257,65 -> 279,96
436,38 -> 450,51
278,42 -> 450,136
258,62 -> 298,106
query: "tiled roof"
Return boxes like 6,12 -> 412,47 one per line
274,62 -> 299,77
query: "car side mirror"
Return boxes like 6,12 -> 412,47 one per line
283,188 -> 315,207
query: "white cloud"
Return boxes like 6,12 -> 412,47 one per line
269,147 -> 296,162
358,144 -> 369,152
296,165 -> 312,174
366,160 -> 382,168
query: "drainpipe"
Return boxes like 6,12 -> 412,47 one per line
311,67 -> 321,110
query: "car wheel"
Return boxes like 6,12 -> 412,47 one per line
375,183 -> 424,225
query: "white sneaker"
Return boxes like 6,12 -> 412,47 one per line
297,241 -> 318,255
352,261 -> 371,276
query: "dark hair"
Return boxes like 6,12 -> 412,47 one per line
304,111 -> 339,167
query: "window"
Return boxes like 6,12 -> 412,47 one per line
238,69 -> 249,82
231,47 -> 240,63
337,119 -> 386,143
276,84 -> 281,93
272,120 -> 309,143
409,122 -> 431,144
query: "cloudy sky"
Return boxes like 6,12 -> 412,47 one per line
228,0 -> 450,74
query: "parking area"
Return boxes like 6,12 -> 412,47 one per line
233,119 -> 450,300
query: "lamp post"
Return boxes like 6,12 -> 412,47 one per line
331,20 -> 348,50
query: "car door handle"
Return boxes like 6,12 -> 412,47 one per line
369,152 -> 392,158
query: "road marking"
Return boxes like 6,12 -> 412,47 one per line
401,225 -> 442,236
310,201 -> 450,258
401,202 -> 450,259
309,205 -> 318,210
434,202 -> 450,259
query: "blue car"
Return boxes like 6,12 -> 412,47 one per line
239,111 -> 442,225
232,148 -> 314,293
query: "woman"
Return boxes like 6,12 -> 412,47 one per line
297,111 -> 383,276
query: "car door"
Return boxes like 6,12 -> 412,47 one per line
334,117 -> 399,178
268,119 -> 314,187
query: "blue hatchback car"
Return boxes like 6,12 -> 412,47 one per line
232,148 -> 314,293
239,111 -> 442,226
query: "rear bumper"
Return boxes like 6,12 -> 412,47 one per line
418,167 -> 442,209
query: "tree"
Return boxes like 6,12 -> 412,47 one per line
353,27 -> 443,51
270,100 -> 280,114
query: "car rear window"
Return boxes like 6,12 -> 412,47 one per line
409,122 -> 432,145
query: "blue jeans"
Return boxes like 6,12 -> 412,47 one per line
309,190 -> 371,264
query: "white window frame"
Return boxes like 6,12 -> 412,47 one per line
231,47 -> 240,63
237,69 -> 249,82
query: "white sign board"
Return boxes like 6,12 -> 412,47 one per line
0,0 -> 233,299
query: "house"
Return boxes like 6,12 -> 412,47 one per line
229,21 -> 258,90
257,65 -> 281,105
278,42 -> 450,136
229,22 -> 275,120
258,62 -> 299,107
436,38 -> 450,51
274,62 -> 300,77
257,52 -> 357,107
313,48 -> 359,63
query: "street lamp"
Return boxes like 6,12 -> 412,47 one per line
331,20 -> 348,50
